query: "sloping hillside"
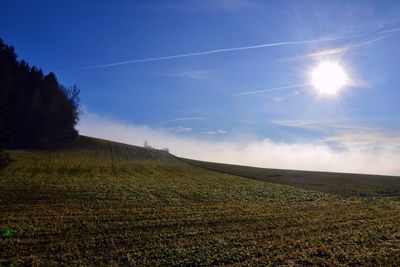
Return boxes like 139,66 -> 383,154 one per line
65,135 -> 181,163
183,158 -> 400,197
1,136 -> 331,206
1,136 -> 400,265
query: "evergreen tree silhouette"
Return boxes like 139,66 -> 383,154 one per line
0,37 -> 80,149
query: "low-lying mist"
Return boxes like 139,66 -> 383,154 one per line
78,111 -> 400,176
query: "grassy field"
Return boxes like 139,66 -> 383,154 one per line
183,158 -> 400,197
1,136 -> 400,265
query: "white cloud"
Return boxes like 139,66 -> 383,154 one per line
284,37 -> 384,62
324,131 -> 400,149
78,111 -> 400,176
174,126 -> 192,133
270,119 -> 374,132
170,117 -> 205,122
205,129 -> 228,135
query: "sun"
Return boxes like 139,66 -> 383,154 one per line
311,62 -> 348,95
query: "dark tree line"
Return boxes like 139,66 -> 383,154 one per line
0,37 -> 80,150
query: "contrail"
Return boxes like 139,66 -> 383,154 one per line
80,27 -> 400,70
233,83 -> 309,96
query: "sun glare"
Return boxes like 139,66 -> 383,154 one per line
311,62 -> 348,95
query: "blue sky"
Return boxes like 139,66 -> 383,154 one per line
2,0 -> 400,174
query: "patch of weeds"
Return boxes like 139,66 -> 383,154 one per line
2,228 -> 13,238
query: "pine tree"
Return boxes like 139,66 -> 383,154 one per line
0,37 -> 80,149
